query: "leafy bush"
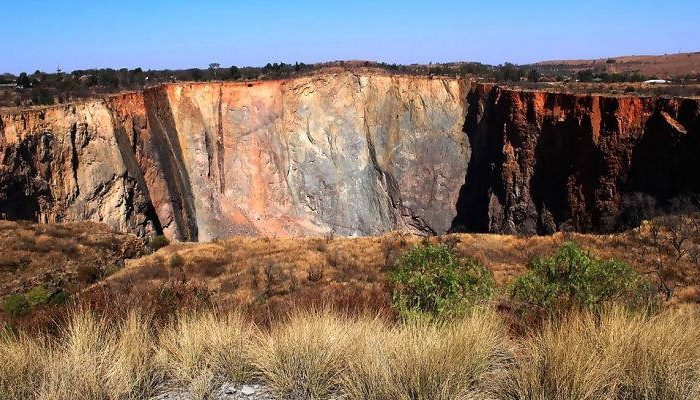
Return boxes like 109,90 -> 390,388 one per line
49,291 -> 70,305
169,253 -> 185,269
510,242 -> 653,313
388,244 -> 495,319
150,235 -> 170,252
3,294 -> 30,317
26,286 -> 50,307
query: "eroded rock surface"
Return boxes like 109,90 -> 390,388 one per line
1,73 -> 470,240
1,73 -> 699,239
452,85 -> 700,234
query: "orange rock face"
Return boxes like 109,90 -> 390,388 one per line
0,74 -> 470,240
1,73 -> 699,240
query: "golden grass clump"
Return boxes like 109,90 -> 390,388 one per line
342,309 -> 511,400
0,332 -> 47,400
1,305 -> 700,400
251,308 -> 511,400
252,309 -> 356,399
36,309 -> 158,400
156,310 -> 255,399
500,306 -> 700,400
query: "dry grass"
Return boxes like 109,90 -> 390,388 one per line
252,309 -> 356,398
500,306 -> 700,400
250,308 -> 511,399
0,220 -> 144,326
87,223 -> 700,327
156,311 -> 255,399
1,306 -> 700,399
0,331 -> 46,400
5,216 -> 700,330
36,310 -> 159,400
341,309 -> 511,400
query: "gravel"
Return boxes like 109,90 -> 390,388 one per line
151,382 -> 275,400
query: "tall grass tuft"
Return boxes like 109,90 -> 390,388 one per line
156,310 -> 255,399
0,331 -> 48,400
500,306 -> 700,400
252,309 -> 355,399
1,305 -> 699,399
36,309 -> 158,400
341,309 -> 511,400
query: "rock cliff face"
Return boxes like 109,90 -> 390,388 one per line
0,74 -> 470,240
452,85 -> 700,234
1,73 -> 699,240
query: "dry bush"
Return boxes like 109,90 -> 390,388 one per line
499,306 -> 700,400
156,311 -> 255,399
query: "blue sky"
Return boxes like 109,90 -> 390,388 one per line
1,0 -> 698,74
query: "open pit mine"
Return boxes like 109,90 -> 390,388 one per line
1,72 -> 699,241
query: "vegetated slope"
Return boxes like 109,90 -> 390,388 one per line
1,72 -> 699,240
0,220 -> 143,299
535,51 -> 700,79
86,215 -> 700,321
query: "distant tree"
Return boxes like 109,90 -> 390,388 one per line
527,69 -> 541,82
130,68 -> 146,86
577,69 -> 595,82
494,63 -> 525,82
229,65 -> 241,80
209,63 -> 220,79
97,69 -> 119,88
30,87 -> 53,105
16,72 -> 31,88
187,68 -> 203,81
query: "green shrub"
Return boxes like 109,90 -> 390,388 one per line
510,242 -> 653,314
388,244 -> 495,319
3,294 -> 30,317
150,235 -> 170,251
49,290 -> 70,305
170,253 -> 185,269
26,286 -> 50,307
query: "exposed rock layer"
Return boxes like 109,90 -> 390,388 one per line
1,73 -> 698,239
453,85 -> 700,234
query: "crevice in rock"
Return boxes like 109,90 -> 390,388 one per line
143,88 -> 199,241
69,123 -> 80,199
217,83 -> 226,193
450,85 -> 499,233
107,104 -> 164,236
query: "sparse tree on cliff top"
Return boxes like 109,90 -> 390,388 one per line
209,63 -> 220,79
230,65 -> 241,80
527,69 -> 541,82
16,72 -> 31,88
